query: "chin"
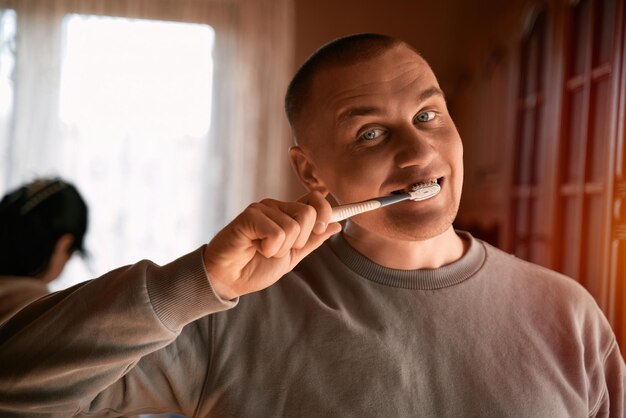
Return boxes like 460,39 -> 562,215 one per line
379,206 -> 458,241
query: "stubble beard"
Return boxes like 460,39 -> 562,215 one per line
375,199 -> 460,241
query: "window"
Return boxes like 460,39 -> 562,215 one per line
511,0 -> 621,308
555,0 -> 618,306
0,9 -> 15,189
53,15 -> 215,290
510,11 -> 548,265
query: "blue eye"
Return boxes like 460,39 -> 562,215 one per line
415,111 -> 436,123
360,128 -> 385,141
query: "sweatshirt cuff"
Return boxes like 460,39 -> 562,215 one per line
146,246 -> 239,332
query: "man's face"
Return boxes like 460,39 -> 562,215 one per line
292,45 -> 463,241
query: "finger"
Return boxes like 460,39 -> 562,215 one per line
297,191 -> 334,234
238,204 -> 289,258
273,202 -> 317,250
254,201 -> 303,258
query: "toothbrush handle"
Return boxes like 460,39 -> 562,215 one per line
328,194 -> 410,223
329,200 -> 382,223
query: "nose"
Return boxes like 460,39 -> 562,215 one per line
393,125 -> 437,168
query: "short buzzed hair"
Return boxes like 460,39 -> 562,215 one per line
285,33 -> 416,138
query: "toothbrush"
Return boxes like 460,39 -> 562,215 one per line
329,181 -> 441,223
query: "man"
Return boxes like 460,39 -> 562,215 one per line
0,34 -> 624,417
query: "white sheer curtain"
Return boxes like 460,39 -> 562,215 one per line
0,0 -> 294,287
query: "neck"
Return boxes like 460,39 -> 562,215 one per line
342,224 -> 467,270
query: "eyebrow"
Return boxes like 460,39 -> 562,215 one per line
336,86 -> 445,126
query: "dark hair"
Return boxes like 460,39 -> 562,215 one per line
0,178 -> 88,277
285,33 -> 413,135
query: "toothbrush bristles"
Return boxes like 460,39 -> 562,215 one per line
411,180 -> 438,191
407,180 -> 441,201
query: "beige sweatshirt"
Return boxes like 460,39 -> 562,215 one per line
0,277 -> 49,324
0,232 -> 624,417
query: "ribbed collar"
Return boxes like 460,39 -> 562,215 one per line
326,231 -> 485,290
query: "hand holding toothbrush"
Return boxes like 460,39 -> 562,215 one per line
203,191 -> 342,300
203,182 -> 440,300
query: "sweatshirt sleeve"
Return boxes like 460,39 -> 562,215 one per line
590,338 -> 626,418
0,246 -> 237,417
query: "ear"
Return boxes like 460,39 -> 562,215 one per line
39,234 -> 75,284
56,233 -> 75,255
289,146 -> 329,194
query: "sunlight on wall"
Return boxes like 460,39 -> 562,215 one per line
52,14 -> 214,290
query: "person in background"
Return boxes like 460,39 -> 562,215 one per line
0,178 -> 88,323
